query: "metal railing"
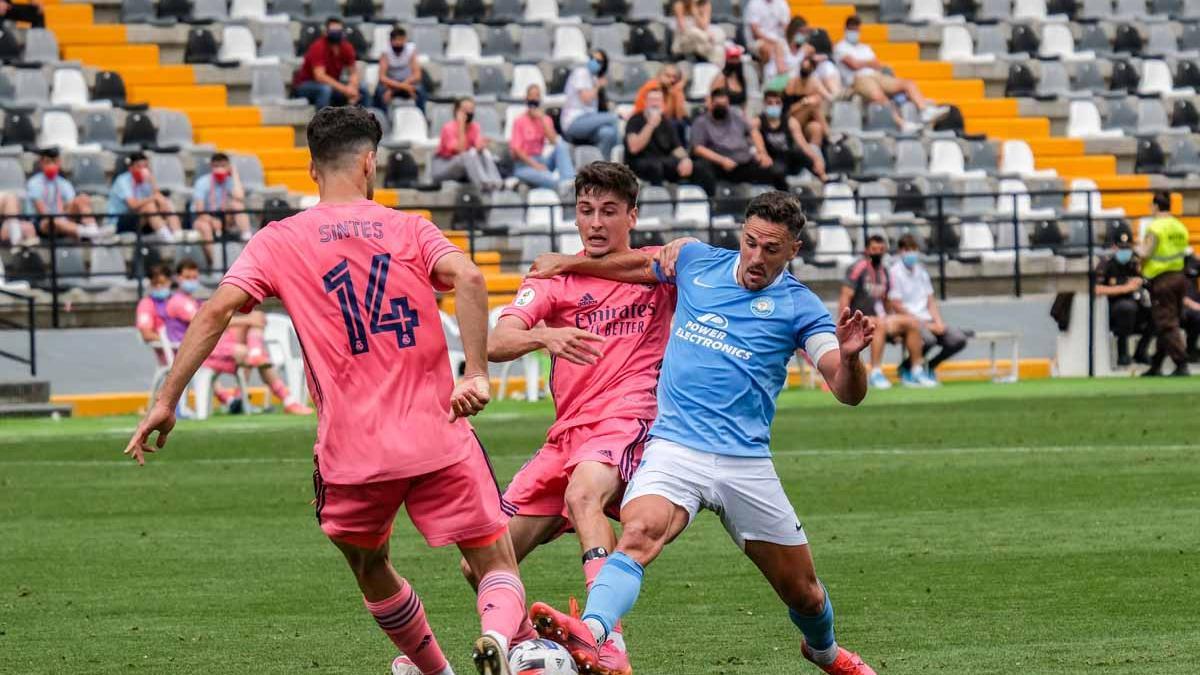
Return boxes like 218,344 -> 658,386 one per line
0,287 -> 37,376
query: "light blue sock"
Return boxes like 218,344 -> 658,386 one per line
789,585 -> 836,651
581,552 -> 644,641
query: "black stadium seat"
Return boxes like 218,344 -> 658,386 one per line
0,27 -> 22,62
121,112 -> 158,148
92,71 -> 127,107
1,111 -> 36,150
384,150 -> 421,188
344,0 -> 375,19
157,0 -> 192,21
184,27 -> 219,64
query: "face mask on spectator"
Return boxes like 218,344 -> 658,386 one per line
1115,249 -> 1133,264
724,62 -> 740,76
149,287 -> 171,300
711,104 -> 729,120
179,279 -> 200,295
587,58 -> 602,76
793,34 -> 807,47
845,30 -> 860,44
646,105 -> 663,116
326,29 -> 343,43
869,253 -> 883,267
132,167 -> 148,183
391,41 -> 404,52
765,104 -> 782,118
464,111 -> 475,124
212,168 -> 230,184
902,252 -> 919,268
42,164 -> 58,180
527,98 -> 541,109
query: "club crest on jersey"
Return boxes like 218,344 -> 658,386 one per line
514,287 -> 536,307
750,297 -> 775,318
696,312 -> 729,329
578,293 -> 598,307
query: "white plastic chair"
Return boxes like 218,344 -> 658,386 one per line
219,25 -> 277,65
263,313 -> 309,407
929,139 -> 985,178
38,110 -> 98,152
445,25 -> 485,62
959,222 -> 996,257
939,26 -> 995,63
687,62 -> 721,100
143,326 -> 175,407
674,184 -> 711,225
910,0 -> 955,23
814,225 -> 856,266
1000,140 -> 1057,178
1139,59 -> 1193,96
51,68 -> 109,109
510,65 -> 548,99
370,24 -> 392,60
1066,178 -> 1125,217
1040,23 -> 1094,61
1013,0 -> 1059,20
997,178 -> 1057,219
190,366 -> 253,420
489,306 -> 542,401
1067,100 -> 1124,139
231,0 -> 286,21
438,310 -> 468,379
819,182 -> 860,224
388,106 -> 433,146
524,0 -> 559,22
553,25 -> 589,63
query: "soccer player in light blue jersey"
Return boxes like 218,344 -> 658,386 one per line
525,191 -> 878,675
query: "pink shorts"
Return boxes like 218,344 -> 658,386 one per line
313,434 -> 513,550
504,417 -> 651,522
203,333 -> 241,374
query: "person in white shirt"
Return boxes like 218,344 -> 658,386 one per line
887,234 -> 968,382
833,15 -> 944,130
743,0 -> 791,65
561,50 -> 621,160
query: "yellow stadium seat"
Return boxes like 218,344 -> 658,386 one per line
1038,155 -> 1117,178
965,117 -> 1050,138
1026,138 -> 1086,157
128,84 -> 228,108
115,66 -> 197,86
182,107 -> 263,128
197,126 -> 295,150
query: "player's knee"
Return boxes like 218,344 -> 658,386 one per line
338,542 -> 391,580
783,578 -> 825,616
459,556 -> 478,586
617,519 -> 665,562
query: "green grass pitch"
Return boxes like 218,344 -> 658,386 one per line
2,378 -> 1199,674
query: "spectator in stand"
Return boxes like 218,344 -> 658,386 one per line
710,45 -> 749,112
164,258 -> 313,415
624,86 -> 694,186
743,0 -> 791,66
108,152 -> 183,242
1138,191 -> 1191,376
751,89 -> 826,180
834,15 -> 943,131
888,234 -> 968,381
671,0 -> 726,66
293,17 -> 367,110
374,26 -> 425,112
689,88 -> 787,194
0,193 -> 37,248
432,97 -> 503,191
26,148 -> 101,241
1183,256 -> 1200,362
1093,232 -> 1154,367
633,64 -> 689,141
0,0 -> 44,27
788,28 -> 842,103
765,17 -> 809,83
510,84 -> 575,190
562,49 -> 621,160
839,235 -> 933,388
191,153 -> 252,268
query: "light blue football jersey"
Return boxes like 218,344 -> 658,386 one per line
650,242 -> 836,458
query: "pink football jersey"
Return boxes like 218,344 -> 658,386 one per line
501,248 -> 675,438
221,199 -> 475,484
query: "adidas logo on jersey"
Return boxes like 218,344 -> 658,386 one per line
578,293 -> 598,307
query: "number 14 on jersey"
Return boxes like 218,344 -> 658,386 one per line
323,254 -> 420,356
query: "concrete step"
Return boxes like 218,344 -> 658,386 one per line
0,380 -> 50,404
0,402 -> 72,418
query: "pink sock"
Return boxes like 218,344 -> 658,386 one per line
247,328 -> 265,351
364,582 -> 449,675
584,557 -> 623,635
477,570 -> 536,644
269,378 -> 292,404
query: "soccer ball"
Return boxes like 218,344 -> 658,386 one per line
507,638 -> 579,675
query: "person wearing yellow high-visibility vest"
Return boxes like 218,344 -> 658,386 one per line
1137,192 -> 1191,376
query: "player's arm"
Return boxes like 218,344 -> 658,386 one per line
837,284 -> 854,316
529,249 -> 658,283
815,308 -> 874,406
432,251 -> 491,421
489,314 -> 604,365
123,284 -> 250,465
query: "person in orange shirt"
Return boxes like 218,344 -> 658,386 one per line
633,64 -> 689,141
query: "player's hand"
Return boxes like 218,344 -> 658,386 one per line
654,236 -> 700,280
541,327 -> 605,365
449,372 -> 490,422
528,253 -> 576,279
835,307 -> 875,357
928,321 -> 946,336
123,402 -> 176,466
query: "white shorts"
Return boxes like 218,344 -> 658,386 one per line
622,437 -> 808,550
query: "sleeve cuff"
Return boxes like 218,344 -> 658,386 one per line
498,306 -> 535,329
220,276 -> 264,313
427,246 -> 462,292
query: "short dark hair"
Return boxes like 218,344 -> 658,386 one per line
710,87 -> 730,100
845,14 -> 861,28
306,106 -> 383,168
1153,190 -> 1171,212
453,96 -> 473,112
176,258 -> 200,274
210,152 -> 229,164
575,161 -> 639,208
390,26 -> 406,39
897,234 -> 919,251
744,191 -> 806,240
326,16 -> 344,27
809,29 -> 832,54
866,234 -> 887,247
127,151 -> 147,164
764,89 -> 783,100
38,147 -> 60,160
147,263 -> 171,281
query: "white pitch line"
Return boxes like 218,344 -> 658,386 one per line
0,443 -> 1194,467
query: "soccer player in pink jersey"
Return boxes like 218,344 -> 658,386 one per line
461,163 -> 674,675
164,258 -> 312,415
123,107 -> 535,675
